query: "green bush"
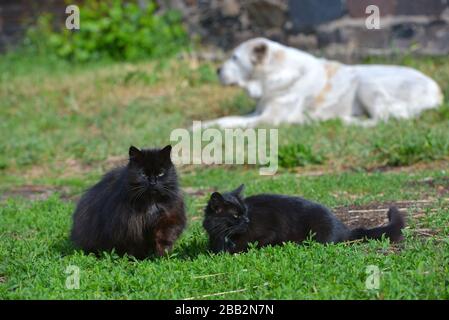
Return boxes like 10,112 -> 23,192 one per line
25,0 -> 189,62
374,130 -> 449,166
278,143 -> 325,168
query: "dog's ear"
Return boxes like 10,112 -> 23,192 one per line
251,43 -> 268,65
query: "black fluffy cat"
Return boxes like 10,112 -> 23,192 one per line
70,145 -> 186,259
203,185 -> 405,253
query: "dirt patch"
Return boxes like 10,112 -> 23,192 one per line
0,185 -> 71,202
333,199 -> 442,229
293,164 -> 336,177
1,181 -> 215,204
184,187 -> 216,197
17,155 -> 128,182
60,159 -> 95,178
409,228 -> 441,238
293,160 -> 449,178
103,155 -> 127,170
364,160 -> 449,174
21,159 -> 93,180
23,165 -> 49,180
0,275 -> 6,284
406,177 -> 449,196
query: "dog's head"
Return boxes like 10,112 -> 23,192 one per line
217,38 -> 274,96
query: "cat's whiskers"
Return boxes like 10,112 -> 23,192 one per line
207,219 -> 230,234
217,225 -> 238,238
159,185 -> 180,199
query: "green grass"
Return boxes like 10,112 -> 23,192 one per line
0,53 -> 448,299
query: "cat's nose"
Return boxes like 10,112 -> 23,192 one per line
148,178 -> 157,185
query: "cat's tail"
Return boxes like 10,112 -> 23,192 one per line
348,207 -> 406,242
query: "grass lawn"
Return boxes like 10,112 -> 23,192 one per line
0,53 -> 448,299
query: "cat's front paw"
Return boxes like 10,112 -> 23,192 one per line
224,236 -> 236,251
155,241 -> 173,257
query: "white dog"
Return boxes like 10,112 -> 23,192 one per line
204,38 -> 443,128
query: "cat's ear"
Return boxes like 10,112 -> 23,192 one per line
210,192 -> 225,213
160,145 -> 172,162
232,184 -> 245,196
129,146 -> 143,162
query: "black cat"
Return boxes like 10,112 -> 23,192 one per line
70,145 -> 186,259
203,184 -> 405,253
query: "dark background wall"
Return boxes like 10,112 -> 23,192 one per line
0,0 -> 66,51
171,0 -> 449,61
1,0 -> 449,61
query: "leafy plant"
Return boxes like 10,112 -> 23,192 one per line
25,0 -> 189,62
122,70 -> 160,86
374,130 -> 449,166
278,143 -> 325,168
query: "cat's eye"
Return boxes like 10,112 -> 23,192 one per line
233,213 -> 239,219
157,172 -> 165,177
232,54 -> 238,61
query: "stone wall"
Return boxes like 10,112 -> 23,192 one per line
1,0 -> 449,61
0,0 -> 66,51
165,0 -> 449,61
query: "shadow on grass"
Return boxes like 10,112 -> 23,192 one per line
53,238 -> 77,257
172,238 -> 209,261
52,236 -> 210,261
